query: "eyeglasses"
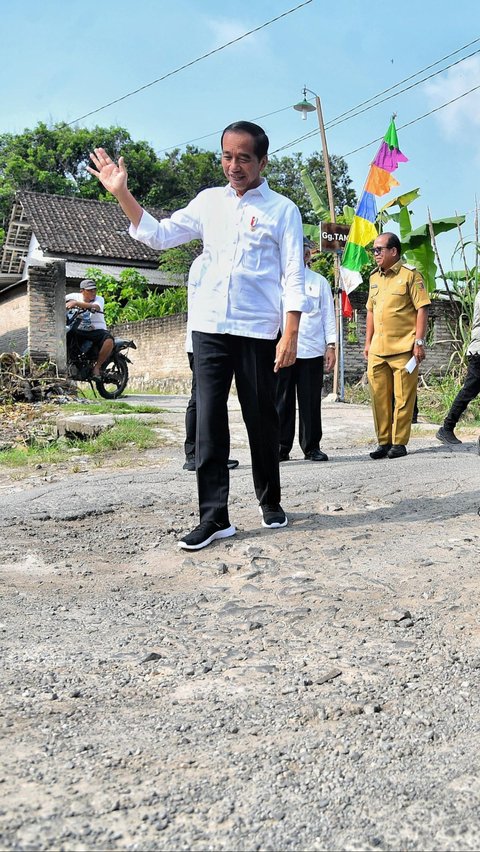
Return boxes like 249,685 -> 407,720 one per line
372,246 -> 391,255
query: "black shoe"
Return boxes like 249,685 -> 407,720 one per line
279,451 -> 290,462
436,426 -> 462,446
183,458 -> 239,471
369,444 -> 392,459
178,520 -> 236,551
304,448 -> 328,462
258,504 -> 288,528
387,444 -> 407,459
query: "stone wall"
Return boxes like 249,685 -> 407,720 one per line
28,262 -> 67,370
342,290 -> 457,382
0,264 -> 460,390
112,313 -> 191,392
0,282 -> 28,354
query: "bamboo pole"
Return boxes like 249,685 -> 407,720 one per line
314,94 -> 342,399
427,207 -> 458,315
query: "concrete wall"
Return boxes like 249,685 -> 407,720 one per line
0,282 -> 28,354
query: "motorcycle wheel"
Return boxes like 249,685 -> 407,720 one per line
96,354 -> 129,399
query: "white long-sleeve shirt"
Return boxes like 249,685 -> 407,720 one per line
129,179 -> 308,340
286,267 -> 336,359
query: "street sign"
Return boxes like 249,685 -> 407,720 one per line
320,223 -> 350,252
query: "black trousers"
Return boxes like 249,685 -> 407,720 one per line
192,331 -> 280,525
444,354 -> 480,430
276,356 -> 324,456
184,352 -> 196,459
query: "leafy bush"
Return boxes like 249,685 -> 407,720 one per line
85,267 -> 187,325
117,287 -> 187,322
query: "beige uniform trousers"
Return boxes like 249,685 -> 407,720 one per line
367,351 -> 418,446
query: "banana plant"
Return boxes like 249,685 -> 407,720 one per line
379,189 -> 465,293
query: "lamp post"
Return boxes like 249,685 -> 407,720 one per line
293,86 -> 344,400
293,87 -> 336,225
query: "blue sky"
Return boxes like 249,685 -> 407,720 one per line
3,0 -> 479,271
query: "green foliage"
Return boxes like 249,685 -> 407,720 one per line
86,266 -> 152,325
1,122 -> 357,288
62,401 -> 162,415
265,152 -> 356,224
0,122 -> 163,232
0,418 -> 160,467
117,288 -> 187,322
418,374 -> 480,425
300,169 -> 329,220
85,266 -> 186,324
158,241 -> 202,279
345,376 -> 480,426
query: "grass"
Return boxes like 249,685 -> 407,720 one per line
62,399 -> 165,415
344,376 -> 480,426
0,418 -> 161,468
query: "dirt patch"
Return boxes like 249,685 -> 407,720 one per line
1,397 -> 479,851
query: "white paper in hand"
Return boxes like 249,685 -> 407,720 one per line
405,355 -> 418,374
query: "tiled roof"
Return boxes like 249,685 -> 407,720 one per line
16,190 -> 168,264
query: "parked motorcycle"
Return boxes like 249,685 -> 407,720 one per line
66,308 -> 136,399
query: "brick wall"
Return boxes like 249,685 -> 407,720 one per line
0,283 -> 28,353
111,296 -> 458,391
28,262 -> 67,370
342,290 -> 457,381
0,267 -> 461,390
112,313 -> 191,392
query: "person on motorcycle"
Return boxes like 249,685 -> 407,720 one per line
66,279 -> 114,378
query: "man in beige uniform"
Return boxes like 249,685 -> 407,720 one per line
365,232 -> 430,459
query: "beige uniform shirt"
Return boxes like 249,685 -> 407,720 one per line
366,260 -> 431,356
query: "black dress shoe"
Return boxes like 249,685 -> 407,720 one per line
304,448 -> 328,461
387,444 -> 407,458
369,444 -> 392,459
184,458 -> 239,471
279,451 -> 290,462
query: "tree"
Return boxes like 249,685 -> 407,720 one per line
145,145 -> 225,210
0,122 -> 358,289
265,151 -> 356,223
0,121 -> 163,233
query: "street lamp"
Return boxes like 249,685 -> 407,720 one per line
293,85 -> 344,401
293,86 -> 335,223
293,87 -> 316,120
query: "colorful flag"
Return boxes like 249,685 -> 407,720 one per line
340,118 -> 408,294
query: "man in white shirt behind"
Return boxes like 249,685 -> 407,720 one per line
183,254 -> 238,473
88,121 -> 308,551
276,238 -> 336,462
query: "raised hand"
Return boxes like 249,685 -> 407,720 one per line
87,147 -> 128,197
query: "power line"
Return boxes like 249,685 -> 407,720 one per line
66,0 -> 313,126
156,105 -> 295,155
341,83 -> 480,158
155,35 -> 480,154
271,45 -> 480,154
328,35 -> 480,124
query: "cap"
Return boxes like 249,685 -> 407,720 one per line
303,236 -> 315,248
80,279 -> 97,290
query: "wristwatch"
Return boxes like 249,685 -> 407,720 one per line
326,343 -> 336,349
415,338 -> 425,346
